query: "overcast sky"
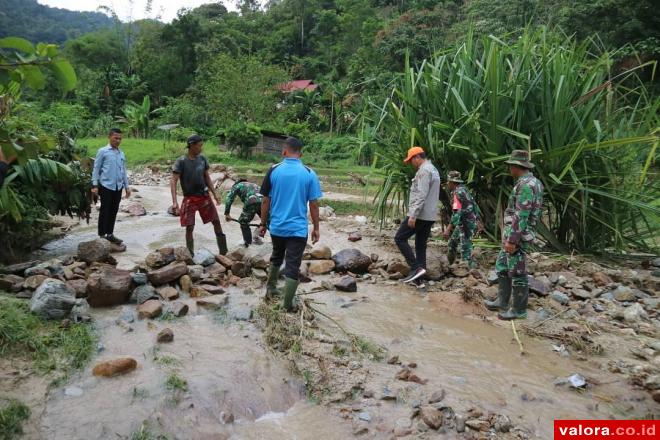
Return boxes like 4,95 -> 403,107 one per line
38,0 -> 234,23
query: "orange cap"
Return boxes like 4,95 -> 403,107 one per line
403,146 -> 425,163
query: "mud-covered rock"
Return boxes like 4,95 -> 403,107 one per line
157,286 -> 179,301
137,299 -> 163,319
227,247 -> 247,262
157,328 -> 174,343
387,261 -> 411,276
171,301 -> 189,317
77,239 -> 111,264
66,279 -> 88,298
173,246 -> 194,264
30,279 -> 76,319
87,267 -> 132,307
147,261 -> 188,285
231,261 -> 251,278
92,358 -> 137,377
420,406 -> 443,430
179,275 -> 193,293
332,249 -> 372,273
0,274 -> 25,291
307,260 -> 336,275
215,254 -> 235,268
335,275 -> 357,292
122,202 -> 147,216
311,244 -> 332,260
24,275 -> 49,290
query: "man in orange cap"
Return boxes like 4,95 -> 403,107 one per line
396,146 -> 441,287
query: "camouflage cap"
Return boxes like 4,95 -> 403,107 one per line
504,149 -> 535,169
447,170 -> 464,183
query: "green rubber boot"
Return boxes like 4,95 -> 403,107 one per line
484,275 -> 512,311
216,232 -> 228,255
186,237 -> 194,257
498,285 -> 528,320
447,248 -> 457,265
282,277 -> 300,312
265,266 -> 281,298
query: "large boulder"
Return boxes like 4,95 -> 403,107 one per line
249,254 -> 270,270
66,279 -> 88,298
174,246 -> 194,264
87,267 -> 133,307
193,249 -> 216,267
332,249 -> 372,274
227,247 -> 247,262
30,279 -> 77,319
147,261 -> 188,286
0,260 -> 40,276
24,275 -> 49,290
77,239 -> 111,264
0,274 -> 24,292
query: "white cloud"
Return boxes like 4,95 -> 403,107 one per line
37,0 -> 233,23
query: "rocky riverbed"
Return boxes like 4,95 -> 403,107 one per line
1,184 -> 658,439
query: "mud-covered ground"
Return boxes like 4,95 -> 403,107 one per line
2,178 -> 658,440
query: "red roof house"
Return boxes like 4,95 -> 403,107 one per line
276,79 -> 319,93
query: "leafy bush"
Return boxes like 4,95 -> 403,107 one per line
362,27 -> 659,253
222,122 -> 261,159
37,102 -> 91,138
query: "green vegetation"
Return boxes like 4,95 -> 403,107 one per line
131,421 -> 169,440
319,200 -> 371,216
0,296 -> 95,378
363,28 -> 659,252
164,372 -> 188,405
0,398 -> 30,440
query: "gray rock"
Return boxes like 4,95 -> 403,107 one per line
528,275 -> 550,296
572,288 -> 594,300
0,260 -> 40,276
173,246 -> 194,264
77,239 -> 111,264
358,412 -> 371,422
644,375 -> 660,390
494,414 -> 512,433
170,301 -> 189,317
0,274 -> 24,291
64,386 -> 84,397
624,303 -> 648,322
145,251 -> 173,269
632,289 -> 650,299
332,249 -> 372,273
380,386 -> 397,400
231,306 -> 253,321
249,253 -> 270,270
487,270 -> 499,285
252,268 -> 268,281
455,415 -> 466,433
601,291 -> 615,301
187,265 -> 205,281
642,297 -> 659,310
428,389 -> 446,404
193,249 -> 216,267
613,285 -> 636,302
133,285 -> 159,305
30,279 -> 76,319
551,290 -> 570,305
651,257 -> 660,268
335,275 -> 357,292
131,272 -> 148,285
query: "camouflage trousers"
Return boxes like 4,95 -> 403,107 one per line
448,222 -> 476,262
495,242 -> 530,287
238,202 -> 261,245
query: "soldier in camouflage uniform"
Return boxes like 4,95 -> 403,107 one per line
224,179 -> 263,247
442,171 -> 482,268
485,150 -> 544,320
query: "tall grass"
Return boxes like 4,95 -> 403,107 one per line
360,27 -> 659,253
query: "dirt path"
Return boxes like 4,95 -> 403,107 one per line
18,184 -> 658,439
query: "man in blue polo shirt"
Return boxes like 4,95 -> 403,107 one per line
259,137 -> 322,312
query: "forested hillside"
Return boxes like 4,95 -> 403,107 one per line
0,0 -> 113,43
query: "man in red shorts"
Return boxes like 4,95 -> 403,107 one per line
170,134 -> 228,256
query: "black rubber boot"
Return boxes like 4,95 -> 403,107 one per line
282,277 -> 300,312
498,285 -> 529,320
447,248 -> 457,265
265,266 -> 281,298
216,232 -> 228,255
186,237 -> 194,257
240,223 -> 252,247
484,275 -> 512,311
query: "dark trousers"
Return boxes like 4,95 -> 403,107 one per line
394,217 -> 434,271
270,235 -> 307,280
98,185 -> 122,236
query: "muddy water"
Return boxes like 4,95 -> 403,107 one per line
307,280 -> 651,438
30,184 -> 652,439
